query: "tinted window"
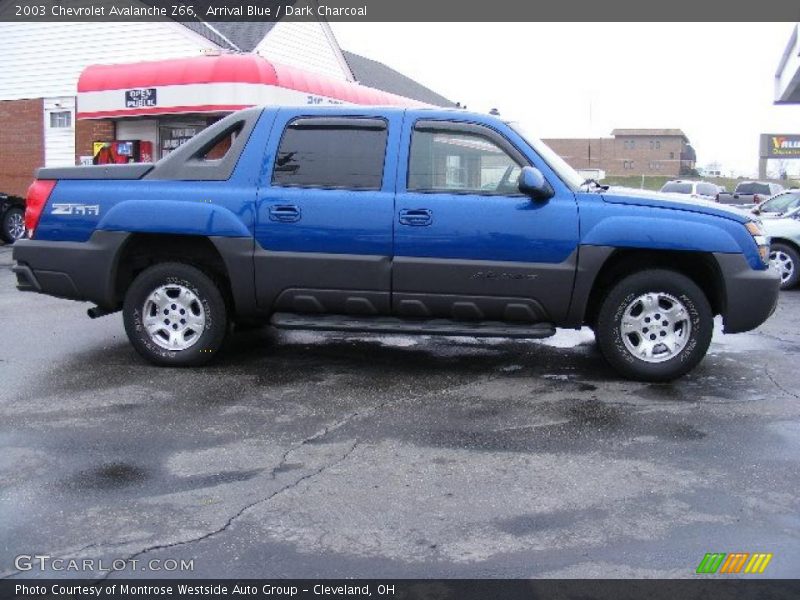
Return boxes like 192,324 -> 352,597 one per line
735,182 -> 770,195
408,128 -> 521,194
660,182 -> 692,194
273,118 -> 388,190
696,183 -> 717,197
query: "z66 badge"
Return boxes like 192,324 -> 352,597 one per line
51,204 -> 100,216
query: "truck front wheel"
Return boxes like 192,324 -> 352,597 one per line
123,262 -> 229,366
595,270 -> 713,382
769,242 -> 800,290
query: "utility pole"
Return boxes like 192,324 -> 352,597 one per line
588,98 -> 592,167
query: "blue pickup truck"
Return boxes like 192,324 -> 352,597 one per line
12,106 -> 779,381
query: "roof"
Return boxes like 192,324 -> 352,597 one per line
342,51 -> 455,107
138,1 -> 278,51
180,21 -> 276,52
611,128 -> 689,140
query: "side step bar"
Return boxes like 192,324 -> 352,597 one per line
271,312 -> 556,339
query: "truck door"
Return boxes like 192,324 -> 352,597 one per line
255,111 -> 401,314
392,118 -> 580,323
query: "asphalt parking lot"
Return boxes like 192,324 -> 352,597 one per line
0,242 -> 798,579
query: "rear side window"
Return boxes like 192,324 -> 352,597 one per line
272,117 -> 388,190
660,182 -> 692,194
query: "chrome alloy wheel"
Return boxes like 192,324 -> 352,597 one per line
7,211 -> 24,240
769,249 -> 795,284
620,292 -> 692,363
142,284 -> 206,351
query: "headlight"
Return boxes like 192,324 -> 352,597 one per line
745,221 -> 764,236
746,220 -> 770,264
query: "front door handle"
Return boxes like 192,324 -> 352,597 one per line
399,208 -> 432,226
269,204 -> 301,223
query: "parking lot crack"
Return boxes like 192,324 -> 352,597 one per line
270,412 -> 360,478
94,439 -> 361,582
752,330 -> 800,346
765,369 -> 800,400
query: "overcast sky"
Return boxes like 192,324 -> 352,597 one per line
332,23 -> 800,177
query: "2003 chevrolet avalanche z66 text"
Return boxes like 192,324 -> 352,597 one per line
12,106 -> 780,381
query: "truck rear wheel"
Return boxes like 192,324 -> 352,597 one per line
595,269 -> 713,382
123,262 -> 228,366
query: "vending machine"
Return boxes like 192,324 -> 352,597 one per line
92,141 -> 154,164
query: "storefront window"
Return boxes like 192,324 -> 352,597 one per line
159,123 -> 205,157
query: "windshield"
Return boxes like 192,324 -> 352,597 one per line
759,192 -> 800,213
735,182 -> 770,195
660,182 -> 693,194
508,122 -> 585,190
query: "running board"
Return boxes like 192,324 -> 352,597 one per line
270,312 -> 556,339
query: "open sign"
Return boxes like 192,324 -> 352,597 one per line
125,88 -> 157,108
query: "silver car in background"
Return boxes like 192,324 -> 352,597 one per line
659,180 -> 722,202
761,210 -> 800,289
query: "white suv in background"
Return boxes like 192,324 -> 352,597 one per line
659,180 -> 722,201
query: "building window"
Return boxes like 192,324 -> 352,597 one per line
650,140 -> 654,150
656,140 -> 661,149
49,111 -> 72,128
272,117 -> 388,190
669,152 -> 675,159
623,160 -> 635,170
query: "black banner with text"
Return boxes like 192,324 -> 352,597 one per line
4,579 -> 800,600
1,0 -> 800,22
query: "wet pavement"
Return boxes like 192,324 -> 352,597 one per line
0,243 -> 798,579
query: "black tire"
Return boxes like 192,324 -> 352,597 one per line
123,262 -> 228,366
595,269 -> 713,382
769,242 -> 800,290
1,206 -> 25,244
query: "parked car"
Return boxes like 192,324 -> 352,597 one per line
12,106 -> 779,382
659,180 -> 721,201
0,193 -> 26,244
717,181 -> 785,206
761,214 -> 800,289
751,190 -> 800,218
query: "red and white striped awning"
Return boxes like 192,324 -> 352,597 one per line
77,54 -> 429,119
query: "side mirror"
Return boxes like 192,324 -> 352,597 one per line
518,166 -> 554,201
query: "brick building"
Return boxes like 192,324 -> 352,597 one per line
0,17 -> 452,199
543,128 -> 697,178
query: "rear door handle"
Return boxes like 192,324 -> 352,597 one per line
269,204 -> 301,223
399,208 -> 432,226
